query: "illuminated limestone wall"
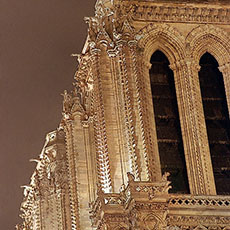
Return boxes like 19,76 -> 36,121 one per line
17,0 -> 230,229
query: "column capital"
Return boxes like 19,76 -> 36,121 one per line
170,59 -> 200,72
219,62 -> 230,74
143,60 -> 152,69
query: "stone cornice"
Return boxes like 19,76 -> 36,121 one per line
120,0 -> 230,6
122,2 -> 230,24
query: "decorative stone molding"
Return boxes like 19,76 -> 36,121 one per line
90,48 -> 112,193
186,24 -> 230,122
137,23 -> 186,63
128,41 -> 151,181
18,130 -> 69,230
167,215 -> 230,229
115,43 -> 141,181
136,23 -> 187,182
17,0 -> 230,229
172,57 -> 216,195
186,25 -> 230,66
121,1 -> 230,25
169,195 -> 230,209
136,22 -> 223,195
184,24 -> 230,194
63,122 -> 80,230
90,173 -> 171,229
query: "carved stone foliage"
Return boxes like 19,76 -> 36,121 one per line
73,54 -> 93,103
61,54 -> 93,126
85,0 -> 136,50
18,130 -> 67,229
17,1 -> 230,229
62,89 -> 86,120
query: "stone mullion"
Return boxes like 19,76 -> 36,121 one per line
129,42 -> 161,182
90,49 -> 112,192
64,121 -> 80,230
172,62 -> 199,194
191,63 -> 216,195
172,60 -> 216,195
219,63 -> 230,118
189,61 -> 216,195
117,42 -> 140,181
137,54 -> 162,182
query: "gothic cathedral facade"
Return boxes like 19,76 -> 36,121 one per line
17,0 -> 230,229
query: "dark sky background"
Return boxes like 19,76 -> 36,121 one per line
0,0 -> 95,228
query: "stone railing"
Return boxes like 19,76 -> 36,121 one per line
169,194 -> 230,209
90,176 -> 230,229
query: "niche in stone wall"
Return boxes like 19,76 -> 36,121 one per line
199,52 -> 230,195
149,50 -> 189,194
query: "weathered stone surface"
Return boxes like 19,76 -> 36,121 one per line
17,0 -> 230,229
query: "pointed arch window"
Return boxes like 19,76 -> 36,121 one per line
199,52 -> 230,195
149,50 -> 190,194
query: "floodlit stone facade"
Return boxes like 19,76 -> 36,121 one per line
17,0 -> 230,229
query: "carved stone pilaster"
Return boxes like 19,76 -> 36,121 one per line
63,120 -> 80,230
170,59 -> 216,195
116,42 -> 141,181
90,48 -> 112,193
132,42 -> 162,182
127,41 -> 152,182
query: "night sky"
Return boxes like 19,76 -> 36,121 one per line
1,0 -> 95,228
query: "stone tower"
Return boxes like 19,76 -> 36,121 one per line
17,0 -> 230,229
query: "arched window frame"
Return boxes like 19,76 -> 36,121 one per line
198,52 -> 230,195
187,25 -> 230,195
135,24 -> 227,195
149,50 -> 190,193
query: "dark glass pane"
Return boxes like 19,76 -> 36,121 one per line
199,52 -> 230,195
149,50 -> 190,194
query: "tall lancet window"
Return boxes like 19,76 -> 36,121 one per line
149,50 -> 189,193
199,52 -> 230,195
